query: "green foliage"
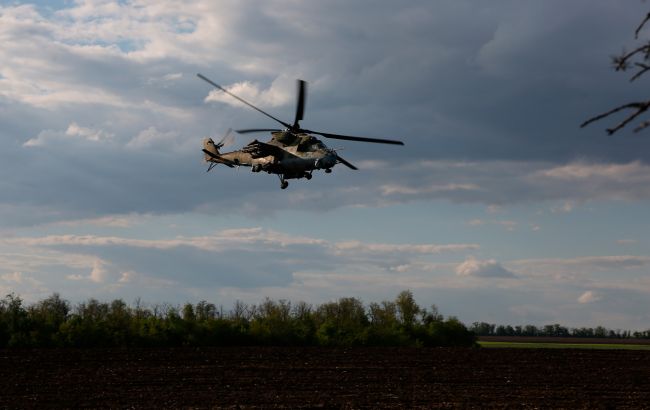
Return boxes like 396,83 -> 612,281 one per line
470,321 -> 650,340
0,294 -> 31,347
395,290 -> 419,329
315,297 -> 369,346
0,291 -> 477,348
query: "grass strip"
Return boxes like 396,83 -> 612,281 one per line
479,341 -> 650,350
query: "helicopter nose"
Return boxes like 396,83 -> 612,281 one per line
316,155 -> 337,169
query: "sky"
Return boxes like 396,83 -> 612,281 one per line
1,0 -> 650,329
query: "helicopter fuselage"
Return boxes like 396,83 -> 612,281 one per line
204,131 -> 338,187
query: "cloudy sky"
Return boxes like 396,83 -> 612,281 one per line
1,0 -> 650,329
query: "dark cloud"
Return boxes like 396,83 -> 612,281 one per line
1,1 -> 650,220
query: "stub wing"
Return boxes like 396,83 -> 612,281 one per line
242,140 -> 292,159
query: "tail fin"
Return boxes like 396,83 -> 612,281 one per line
203,137 -> 237,169
203,138 -> 220,162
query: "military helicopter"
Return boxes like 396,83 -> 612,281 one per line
197,73 -> 403,189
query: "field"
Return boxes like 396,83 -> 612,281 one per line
2,347 -> 650,408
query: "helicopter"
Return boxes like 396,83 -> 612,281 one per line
197,73 -> 404,189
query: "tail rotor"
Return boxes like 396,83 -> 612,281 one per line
203,128 -> 237,171
215,128 -> 235,150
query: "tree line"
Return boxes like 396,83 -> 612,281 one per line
470,322 -> 650,340
0,291 -> 476,348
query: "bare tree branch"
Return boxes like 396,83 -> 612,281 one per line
612,44 -> 650,72
581,101 -> 650,135
583,11 -> 650,134
635,12 -> 650,39
631,62 -> 650,81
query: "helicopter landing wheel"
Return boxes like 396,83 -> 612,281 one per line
325,168 -> 332,174
304,172 -> 312,180
281,180 -> 289,189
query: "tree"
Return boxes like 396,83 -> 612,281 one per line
367,301 -> 405,346
28,293 -> 70,346
0,294 -> 30,347
395,290 -> 420,329
470,322 -> 495,336
315,297 -> 369,346
582,12 -> 650,133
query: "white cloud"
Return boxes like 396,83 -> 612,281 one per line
1,271 -> 23,283
375,160 -> 650,206
112,270 -> 176,289
204,78 -> 293,108
525,255 -> 650,271
541,162 -> 648,181
24,122 -> 114,146
455,257 -> 517,278
126,126 -> 180,149
578,290 -> 602,304
66,122 -> 114,142
51,214 -> 140,228
147,73 -> 183,87
333,241 -> 479,255
380,183 -> 480,196
466,218 -> 517,231
3,229 -> 478,260
89,259 -> 110,283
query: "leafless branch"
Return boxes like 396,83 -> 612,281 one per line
583,12 -> 650,134
635,12 -> 650,39
613,44 -> 650,72
580,101 -> 650,135
631,62 -> 650,81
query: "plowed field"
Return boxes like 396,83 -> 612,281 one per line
1,347 -> 649,408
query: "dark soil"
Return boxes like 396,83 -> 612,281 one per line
1,347 -> 649,408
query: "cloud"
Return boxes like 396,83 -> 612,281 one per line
534,161 -> 650,201
24,122 -> 114,147
1,271 -> 24,284
578,290 -> 602,304
466,218 -> 517,231
516,255 -> 650,273
455,257 -> 517,278
146,73 -> 184,88
1,228 -> 480,294
380,183 -> 480,196
204,78 -> 293,108
332,241 -> 479,255
89,259 -> 111,283
126,126 -> 180,150
51,215 -> 139,228
1,0 -> 649,229
373,160 -> 650,207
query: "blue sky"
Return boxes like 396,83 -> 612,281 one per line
1,0 -> 650,329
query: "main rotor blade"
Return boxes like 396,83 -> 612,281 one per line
197,73 -> 292,129
293,79 -> 307,128
235,128 -> 282,134
304,129 -> 404,145
336,154 -> 358,170
217,128 -> 235,147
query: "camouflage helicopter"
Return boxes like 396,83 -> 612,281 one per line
197,73 -> 404,189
